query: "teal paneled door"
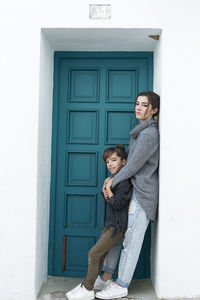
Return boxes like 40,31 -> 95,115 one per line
49,52 -> 153,278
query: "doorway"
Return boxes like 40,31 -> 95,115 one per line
48,52 -> 153,279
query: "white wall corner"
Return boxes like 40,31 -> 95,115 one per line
35,31 -> 54,296
151,32 -> 162,297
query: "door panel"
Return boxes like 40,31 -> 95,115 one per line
49,52 -> 153,278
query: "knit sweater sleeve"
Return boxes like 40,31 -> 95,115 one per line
112,129 -> 159,188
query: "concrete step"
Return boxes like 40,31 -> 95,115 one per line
37,277 -> 157,300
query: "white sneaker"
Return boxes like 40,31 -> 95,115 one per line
95,281 -> 128,299
66,284 -> 81,298
66,284 -> 94,300
94,275 -> 112,290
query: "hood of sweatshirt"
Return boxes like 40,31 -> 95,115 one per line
130,119 -> 158,139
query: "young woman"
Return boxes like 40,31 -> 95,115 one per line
66,145 -> 133,300
95,91 -> 160,299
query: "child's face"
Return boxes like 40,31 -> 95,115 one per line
135,96 -> 158,122
105,152 -> 126,175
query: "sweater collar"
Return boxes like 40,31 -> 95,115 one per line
130,119 -> 158,139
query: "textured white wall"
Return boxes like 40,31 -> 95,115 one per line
35,32 -> 54,294
0,1 -> 200,299
0,4 -> 40,300
151,32 -> 163,293
153,24 -> 200,298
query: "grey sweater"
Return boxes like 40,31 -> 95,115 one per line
112,119 -> 159,221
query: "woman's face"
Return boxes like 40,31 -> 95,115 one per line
135,96 -> 158,122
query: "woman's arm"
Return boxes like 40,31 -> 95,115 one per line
112,130 -> 159,188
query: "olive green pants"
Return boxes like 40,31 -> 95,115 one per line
84,227 -> 123,290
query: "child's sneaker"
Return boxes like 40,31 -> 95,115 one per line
66,284 -> 81,298
66,284 -> 94,300
94,275 -> 112,291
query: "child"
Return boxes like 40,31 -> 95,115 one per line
66,144 -> 133,300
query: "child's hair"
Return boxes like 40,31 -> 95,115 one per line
134,91 -> 160,118
103,144 -> 127,162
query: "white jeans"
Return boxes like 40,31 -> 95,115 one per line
102,196 -> 149,288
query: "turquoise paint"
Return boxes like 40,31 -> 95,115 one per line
48,52 -> 153,278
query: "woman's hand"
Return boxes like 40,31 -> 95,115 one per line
102,184 -> 109,201
104,177 -> 112,185
105,177 -> 114,190
104,177 -> 114,199
102,177 -> 113,201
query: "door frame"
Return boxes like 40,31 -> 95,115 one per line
48,51 -> 153,275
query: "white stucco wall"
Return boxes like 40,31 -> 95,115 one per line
35,32 -> 54,294
151,32 -> 163,291
0,4 -> 41,300
154,25 -> 200,298
0,1 -> 200,299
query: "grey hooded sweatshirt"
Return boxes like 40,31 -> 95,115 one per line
112,119 -> 159,221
